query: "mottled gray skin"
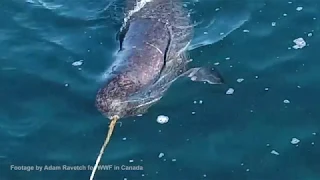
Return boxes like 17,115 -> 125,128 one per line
96,0 -> 193,119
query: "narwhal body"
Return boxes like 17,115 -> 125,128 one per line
95,0 -> 223,120
90,1 -> 224,179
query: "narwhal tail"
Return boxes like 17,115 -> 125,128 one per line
89,116 -> 119,180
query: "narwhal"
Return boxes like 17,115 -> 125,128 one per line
90,0 -> 224,179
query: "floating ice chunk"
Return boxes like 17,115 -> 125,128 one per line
157,115 -> 169,124
271,22 -> 276,26
283,99 -> 290,104
293,38 -> 306,49
291,138 -> 300,144
214,62 -> 220,65
129,159 -> 134,163
158,153 -> 164,158
296,7 -> 303,11
171,159 -> 177,162
225,57 -> 231,60
243,29 -> 250,33
308,33 -> 313,37
64,83 -> 69,87
226,88 -> 234,95
199,100 -> 203,104
236,78 -> 244,83
312,132 -> 316,135
72,60 -> 83,66
271,150 -> 280,155
122,137 -> 127,141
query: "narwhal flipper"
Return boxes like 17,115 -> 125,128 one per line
183,67 -> 224,84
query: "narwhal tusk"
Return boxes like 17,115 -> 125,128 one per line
89,115 -> 119,180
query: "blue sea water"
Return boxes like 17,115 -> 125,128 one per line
1,0 -> 320,179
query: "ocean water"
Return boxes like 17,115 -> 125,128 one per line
1,0 -> 320,179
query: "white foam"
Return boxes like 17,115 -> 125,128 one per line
121,0 -> 153,32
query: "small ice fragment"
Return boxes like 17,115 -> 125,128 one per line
203,174 -> 207,177
220,32 -> 224,35
158,153 -> 165,158
241,163 -> 244,166
203,32 -> 208,35
191,111 -> 196,115
246,169 -> 250,172
236,78 -> 244,83
193,100 -> 197,104
122,137 -> 127,141
72,60 -> 83,66
255,76 -> 259,79
312,132 -> 316,135
124,178 -> 127,180
225,57 -> 231,60
172,159 -> 177,162
265,88 -> 269,91
293,37 -> 306,49
271,22 -> 276,26
214,62 -> 220,65
283,13 -> 287,16
226,88 -> 234,95
157,115 -> 169,124
129,160 -> 134,163
64,83 -> 69,87
215,8 -> 220,11
308,33 -> 313,37
296,7 -> 303,11
271,150 -> 280,155
291,138 -> 300,144
283,99 -> 290,104
288,1 -> 292,4
199,100 -> 203,104
243,29 -> 250,33
266,144 -> 270,147
312,142 -> 315,145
